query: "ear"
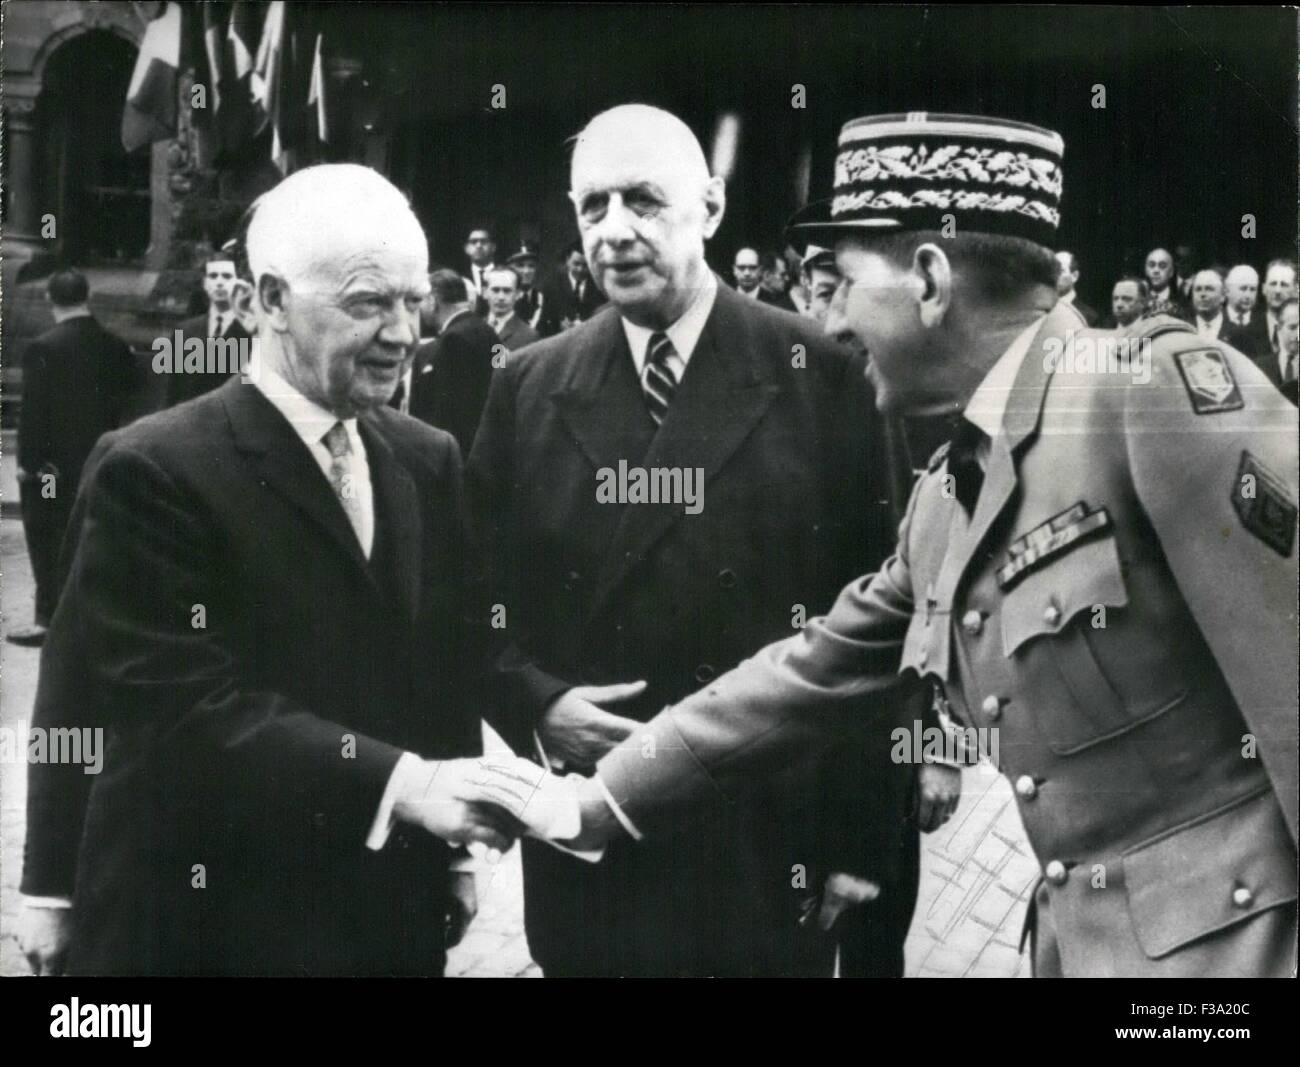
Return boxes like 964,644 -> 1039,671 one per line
700,176 -> 727,240
257,273 -> 291,332
912,243 -> 953,329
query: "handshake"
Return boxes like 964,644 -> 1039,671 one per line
390,753 -> 608,854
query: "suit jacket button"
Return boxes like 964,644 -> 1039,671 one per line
1015,774 -> 1038,800
961,610 -> 984,635
1232,885 -> 1254,908
1043,602 -> 1062,626
718,568 -> 737,588
695,663 -> 716,683
981,695 -> 1002,719
1045,860 -> 1068,886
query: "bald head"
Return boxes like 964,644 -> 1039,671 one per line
247,164 -> 430,417
1191,269 -> 1225,318
568,104 -> 725,328
247,164 -> 427,296
1224,264 -> 1259,315
570,105 -> 711,191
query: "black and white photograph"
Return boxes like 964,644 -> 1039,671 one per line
0,0 -> 1296,1030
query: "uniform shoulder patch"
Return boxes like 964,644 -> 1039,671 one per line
1172,347 -> 1244,414
1233,451 -> 1297,557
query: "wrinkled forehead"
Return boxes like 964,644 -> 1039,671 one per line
307,228 -> 429,294
571,129 -> 703,200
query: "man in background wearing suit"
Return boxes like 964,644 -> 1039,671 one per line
1053,251 -> 1098,325
1266,296 -> 1298,405
1143,246 -> 1186,318
1187,268 -> 1252,350
163,256 -> 255,409
1105,276 -> 1148,330
16,165 -> 531,977
484,267 -> 541,352
550,241 -> 607,330
461,226 -> 498,314
758,250 -> 798,312
1252,259 -> 1299,391
10,270 -> 141,647
1223,265 -> 1265,359
467,104 -> 953,977
403,269 -> 502,455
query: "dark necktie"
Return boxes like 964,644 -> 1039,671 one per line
948,419 -> 988,514
642,332 -> 679,425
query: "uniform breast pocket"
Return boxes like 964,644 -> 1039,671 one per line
999,534 -> 1155,754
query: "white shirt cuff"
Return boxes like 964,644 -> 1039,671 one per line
23,895 -> 73,909
595,772 -> 643,842
366,751 -> 423,851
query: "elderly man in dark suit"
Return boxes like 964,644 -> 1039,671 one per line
10,270 -> 141,647
403,269 -> 502,454
466,104 -> 953,977
162,255 -> 256,409
16,164 -> 532,977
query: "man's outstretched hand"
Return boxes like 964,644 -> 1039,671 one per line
392,757 -> 534,850
537,681 -> 646,769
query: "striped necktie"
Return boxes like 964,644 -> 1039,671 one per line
641,332 -> 679,425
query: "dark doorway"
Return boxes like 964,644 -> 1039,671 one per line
37,30 -> 150,263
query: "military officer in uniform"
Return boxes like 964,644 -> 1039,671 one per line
552,112 -> 1298,978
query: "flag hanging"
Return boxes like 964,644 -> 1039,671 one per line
122,2 -> 182,152
251,1 -> 324,173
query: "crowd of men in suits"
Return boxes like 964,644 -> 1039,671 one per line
1053,246 -> 1299,403
10,102 -> 1297,979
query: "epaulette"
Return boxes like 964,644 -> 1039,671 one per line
927,441 -> 951,472
1129,314 -> 1197,342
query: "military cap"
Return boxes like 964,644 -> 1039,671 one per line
507,244 -> 540,265
798,112 -> 1065,249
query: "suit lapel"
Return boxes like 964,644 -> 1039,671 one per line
553,309 -> 656,476
224,382 -> 375,584
359,414 -> 422,621
588,285 -> 780,618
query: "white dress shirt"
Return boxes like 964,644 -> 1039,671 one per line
1195,312 -> 1225,342
619,270 -> 718,382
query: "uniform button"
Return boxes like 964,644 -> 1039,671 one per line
1045,860 -> 1068,886
961,610 -> 984,635
981,695 -> 1002,720
717,568 -> 737,588
1232,886 -> 1254,909
1015,775 -> 1038,800
694,663 -> 716,683
1043,602 -> 1062,626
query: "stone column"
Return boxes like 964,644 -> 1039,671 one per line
2,92 -> 46,260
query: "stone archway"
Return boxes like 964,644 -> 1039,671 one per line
1,2 -> 160,265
